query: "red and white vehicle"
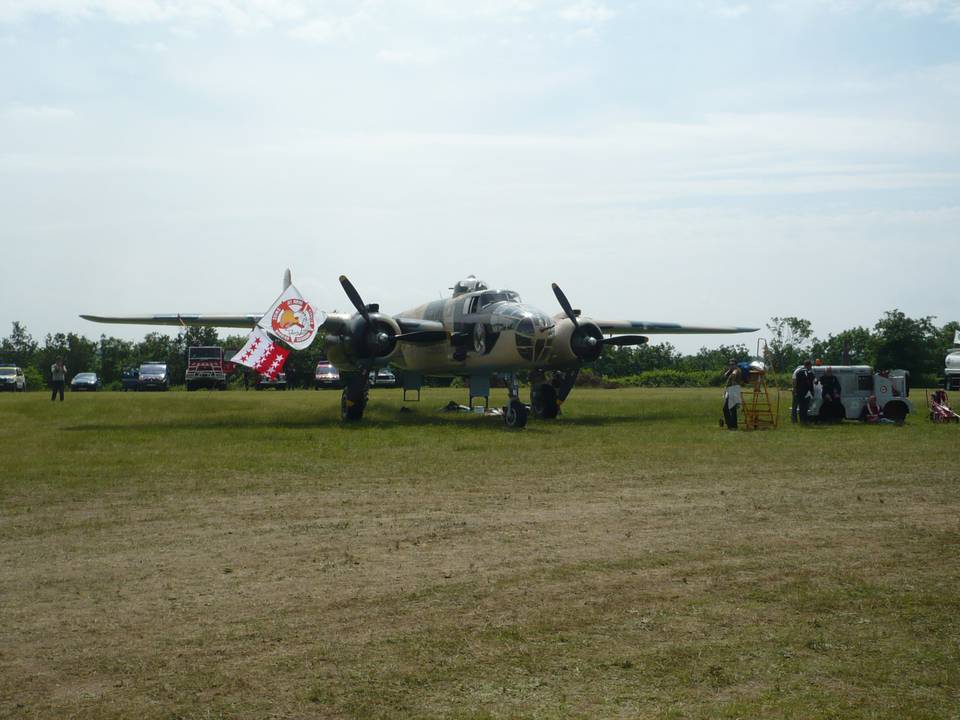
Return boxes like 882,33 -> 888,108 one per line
185,346 -> 230,391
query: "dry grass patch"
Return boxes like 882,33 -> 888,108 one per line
1,388 -> 958,718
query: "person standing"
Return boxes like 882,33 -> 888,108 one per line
794,360 -> 816,424
722,359 -> 742,430
50,357 -> 67,402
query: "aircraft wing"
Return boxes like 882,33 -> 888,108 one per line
593,319 -> 759,335
80,313 -> 261,329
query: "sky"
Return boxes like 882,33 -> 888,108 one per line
1,0 -> 958,354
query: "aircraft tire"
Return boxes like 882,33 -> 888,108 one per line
532,383 -> 559,419
341,384 -> 368,421
504,400 -> 528,429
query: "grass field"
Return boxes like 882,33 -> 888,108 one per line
1,387 -> 958,719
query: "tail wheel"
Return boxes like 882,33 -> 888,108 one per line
532,383 -> 559,419
473,324 -> 487,354
504,399 -> 528,429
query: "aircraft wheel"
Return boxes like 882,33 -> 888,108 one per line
532,383 -> 559,419
341,383 -> 368,421
504,400 -> 528,429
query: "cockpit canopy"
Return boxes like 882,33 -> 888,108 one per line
452,275 -> 489,296
478,290 -> 520,307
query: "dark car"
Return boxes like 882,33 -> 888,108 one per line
138,362 -> 169,391
121,367 -> 140,392
0,365 -> 26,392
314,361 -> 341,389
256,372 -> 287,390
70,372 -> 101,391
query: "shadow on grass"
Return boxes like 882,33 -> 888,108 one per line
59,410 -> 649,433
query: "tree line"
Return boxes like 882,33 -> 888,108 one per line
591,310 -> 958,387
2,309 -> 957,390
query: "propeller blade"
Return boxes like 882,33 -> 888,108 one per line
339,275 -> 369,322
551,283 -> 579,328
395,330 -> 448,345
601,334 -> 649,347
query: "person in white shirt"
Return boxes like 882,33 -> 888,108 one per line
50,357 -> 67,402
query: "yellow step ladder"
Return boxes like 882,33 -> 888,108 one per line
741,339 -> 780,431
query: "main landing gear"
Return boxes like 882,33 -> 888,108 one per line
503,373 -> 528,429
340,373 -> 368,421
530,369 -> 579,420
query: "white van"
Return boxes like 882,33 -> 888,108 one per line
797,365 -> 912,423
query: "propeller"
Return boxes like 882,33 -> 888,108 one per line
602,334 -> 648,347
551,282 -> 648,358
340,275 -> 370,322
337,275 -> 396,359
551,283 -> 579,329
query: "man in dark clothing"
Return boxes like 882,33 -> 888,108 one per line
793,360 -> 815,424
819,366 -> 844,422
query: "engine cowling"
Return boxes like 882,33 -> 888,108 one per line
325,313 -> 401,371
549,317 -> 604,365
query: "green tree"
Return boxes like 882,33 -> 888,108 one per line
678,344 -> 750,372
98,335 -> 136,384
38,332 -> 98,380
809,327 -> 875,367
766,317 -> 812,372
0,321 -> 38,368
873,310 -> 939,377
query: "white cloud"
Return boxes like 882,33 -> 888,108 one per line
376,46 -> 445,65
558,0 -> 614,23
2,103 -> 75,120
715,3 -> 750,18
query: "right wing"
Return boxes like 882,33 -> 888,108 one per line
80,313 -> 262,329
592,319 -> 759,335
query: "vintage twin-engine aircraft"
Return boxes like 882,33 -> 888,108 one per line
82,272 -> 758,427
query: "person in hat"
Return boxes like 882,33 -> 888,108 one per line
793,359 -> 815,424
722,359 -> 742,430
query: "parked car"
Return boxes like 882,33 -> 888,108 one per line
121,367 -> 140,391
369,368 -> 399,388
70,372 -> 101,392
314,361 -> 341,389
0,365 -> 26,392
138,362 -> 169,391
256,372 -> 287,390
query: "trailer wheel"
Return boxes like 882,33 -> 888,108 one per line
883,401 -> 908,424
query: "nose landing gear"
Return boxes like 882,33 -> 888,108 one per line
340,373 -> 369,421
503,373 -> 529,429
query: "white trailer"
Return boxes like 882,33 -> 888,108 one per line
798,365 -> 913,423
946,350 -> 960,391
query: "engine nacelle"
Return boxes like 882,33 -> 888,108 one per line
325,313 -> 401,371
548,317 -> 604,366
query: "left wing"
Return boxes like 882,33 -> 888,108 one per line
80,313 -> 261,329
592,319 -> 759,335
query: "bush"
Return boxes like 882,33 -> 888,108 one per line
22,366 -> 44,391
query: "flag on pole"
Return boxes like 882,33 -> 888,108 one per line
231,327 -> 290,379
258,284 -> 325,351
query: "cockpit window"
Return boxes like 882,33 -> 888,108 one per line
478,291 -> 520,307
